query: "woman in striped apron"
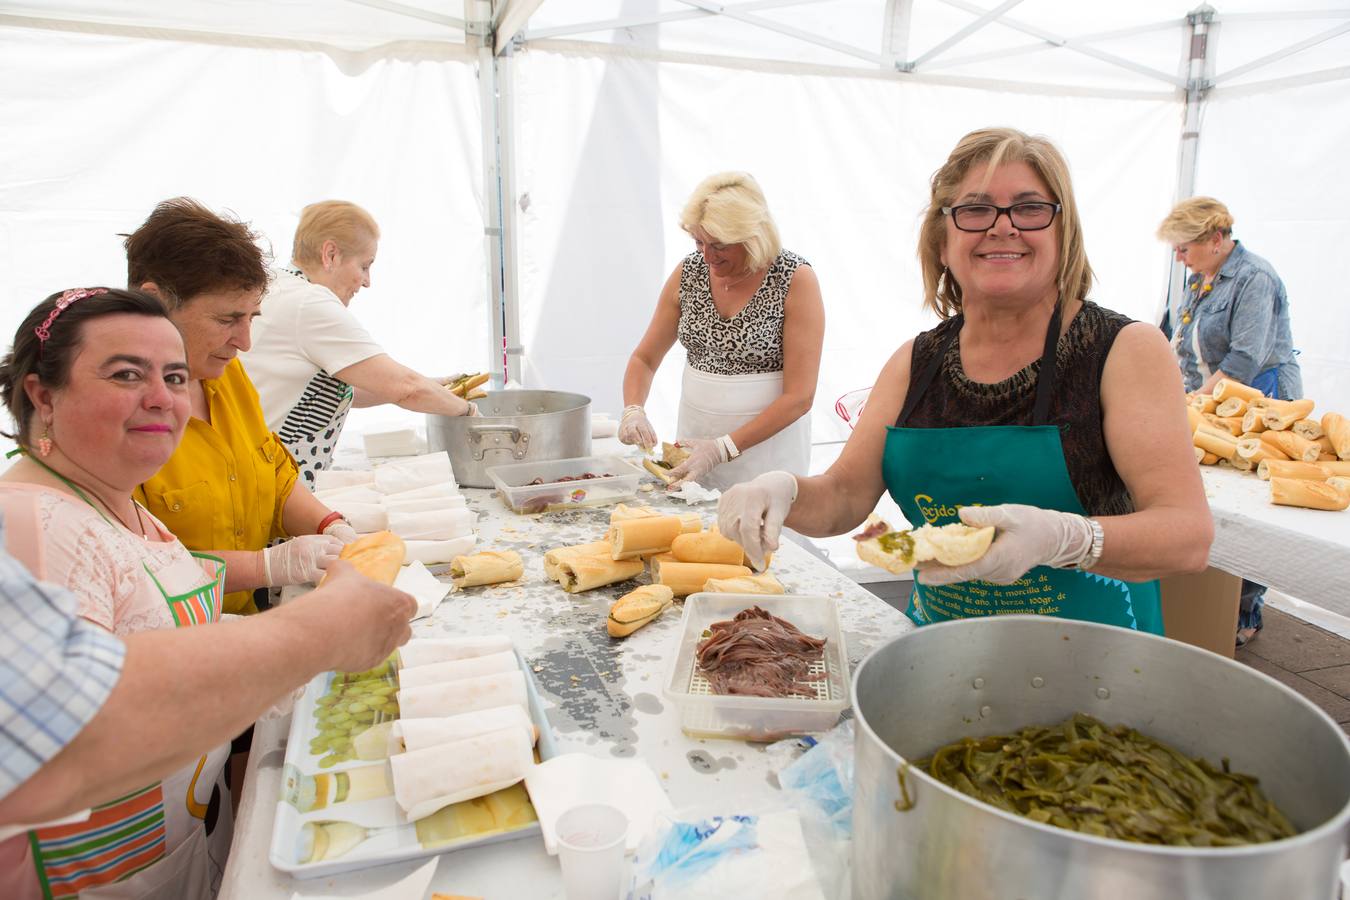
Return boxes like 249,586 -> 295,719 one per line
0,288 -> 230,899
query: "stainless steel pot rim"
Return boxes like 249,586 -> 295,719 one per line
852,615 -> 1350,856
470,389 -> 589,415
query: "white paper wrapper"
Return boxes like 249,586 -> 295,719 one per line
390,725 -> 534,821
388,507 -> 475,541
363,428 -> 425,458
383,482 -> 460,502
397,669 -> 528,719
386,704 -> 534,756
383,494 -> 466,514
343,501 -> 389,534
669,481 -> 722,504
402,534 -> 476,566
313,485 -> 383,505
374,452 -> 455,494
397,650 -> 519,689
398,635 -> 514,669
312,469 -> 376,492
525,753 -> 673,854
392,560 -> 451,620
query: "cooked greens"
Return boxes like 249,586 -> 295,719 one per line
915,713 -> 1296,846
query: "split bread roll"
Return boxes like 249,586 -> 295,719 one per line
1261,398 -> 1315,431
1199,451 -> 1220,465
654,560 -> 752,597
1292,419 -> 1324,441
671,527 -> 745,566
398,669 -> 528,719
1324,413 -> 1350,460
543,541 -> 611,581
1203,414 -> 1244,437
399,635 -> 513,669
1257,459 -> 1340,482
1260,429 -> 1320,462
1185,405 -> 1204,435
387,705 -> 536,757
642,441 -> 690,485
1269,477 -> 1350,511
853,513 -> 996,574
1214,397 -> 1248,418
451,550 -> 524,588
1212,379 -> 1264,404
703,573 -> 785,595
556,554 -> 644,593
610,503 -> 659,522
1191,394 -> 1218,414
1241,408 -> 1268,434
1235,438 -> 1288,464
391,725 -> 534,821
323,530 -> 406,586
607,516 -> 685,559
607,584 -> 675,637
398,650 -> 519,690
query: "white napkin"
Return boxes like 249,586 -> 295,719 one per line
383,494 -> 466,514
399,635 -> 514,668
343,501 -> 389,534
388,507 -> 475,541
403,535 -> 476,566
397,650 -> 518,689
375,452 -> 455,494
386,704 -> 534,756
383,482 -> 460,502
525,753 -> 673,854
390,726 -> 534,822
398,669 -> 528,719
669,481 -> 722,504
312,469 -> 376,492
314,485 -> 384,506
363,428 -> 425,458
592,414 -> 618,438
393,560 -> 451,620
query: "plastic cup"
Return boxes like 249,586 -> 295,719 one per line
555,802 -> 628,900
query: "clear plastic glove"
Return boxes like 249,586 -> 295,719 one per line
619,404 -> 657,450
916,504 -> 1094,586
465,401 -> 479,417
263,534 -> 345,586
322,519 -> 359,545
667,437 -> 728,489
717,470 -> 798,571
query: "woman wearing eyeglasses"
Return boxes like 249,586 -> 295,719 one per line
617,171 -> 825,490
719,128 -> 1212,633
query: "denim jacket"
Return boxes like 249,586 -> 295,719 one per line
1172,241 -> 1302,400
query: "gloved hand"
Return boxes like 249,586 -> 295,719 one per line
437,373 -> 466,386
263,534 -> 345,586
322,519 -> 359,545
666,437 -> 729,488
618,405 -> 657,450
465,401 -> 479,417
717,470 -> 798,571
916,504 -> 1095,586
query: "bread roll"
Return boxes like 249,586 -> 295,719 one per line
677,512 -> 702,534
1241,408 -> 1268,434
1192,446 -> 1205,464
607,516 -> 684,560
556,554 -> 644,593
654,560 -> 752,597
671,527 -> 745,565
451,551 -> 524,588
323,530 -> 405,586
1200,451 -> 1219,465
1261,398 -> 1315,431
543,541 -> 610,581
1191,394 -> 1218,414
1193,427 -> 1238,461
703,573 -> 785,595
743,550 -> 773,570
1258,459 -> 1338,482
1214,397 -> 1248,418
610,503 -> 658,522
1185,405 -> 1204,435
1230,455 -> 1255,472
1261,429 -> 1319,462
1235,437 -> 1287,463
1324,413 -> 1350,460
1270,477 -> 1350,511
1203,413 -> 1243,437
648,551 -> 677,564
1212,379 -> 1264,403
643,459 -> 677,485
1292,418 -> 1324,441
643,442 -> 690,485
607,584 -> 675,637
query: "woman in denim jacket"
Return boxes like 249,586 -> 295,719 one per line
1158,196 -> 1303,647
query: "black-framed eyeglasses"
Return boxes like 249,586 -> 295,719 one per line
941,202 -> 1062,232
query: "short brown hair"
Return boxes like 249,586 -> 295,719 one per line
293,200 -> 380,267
0,288 -> 172,446
919,128 -> 1093,319
124,197 -> 269,308
1157,196 -> 1234,245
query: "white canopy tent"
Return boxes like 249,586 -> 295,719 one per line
1,0 -> 1346,447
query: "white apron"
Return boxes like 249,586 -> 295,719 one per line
676,364 -> 810,491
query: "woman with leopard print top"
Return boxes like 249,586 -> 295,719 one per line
618,172 -> 825,491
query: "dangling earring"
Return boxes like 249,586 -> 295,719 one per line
37,426 -> 53,458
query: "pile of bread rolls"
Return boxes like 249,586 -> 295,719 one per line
542,504 -> 786,638
1188,379 -> 1350,511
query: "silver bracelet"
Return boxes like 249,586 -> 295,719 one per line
1076,517 -> 1105,570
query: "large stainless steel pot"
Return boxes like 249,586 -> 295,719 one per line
852,616 -> 1350,900
426,390 -> 591,488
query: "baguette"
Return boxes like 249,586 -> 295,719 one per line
642,442 -> 690,485
1324,413 -> 1350,460
322,530 -> 405,586
1191,394 -> 1218,414
1292,418 -> 1324,441
543,541 -> 610,581
1200,451 -> 1220,465
1193,427 -> 1238,461
1270,477 -> 1350,512
671,526 -> 745,566
450,551 -> 524,588
1241,408 -> 1268,434
607,585 -> 675,637
642,459 -> 678,485
610,503 -> 659,522
654,560 -> 752,597
1213,379 -> 1264,404
1258,459 -> 1339,482
1263,429 -> 1320,462
1261,398 -> 1315,431
1230,455 -> 1255,472
607,516 -> 684,560
444,372 -> 489,398
703,573 -> 785,595
1214,397 -> 1248,418
853,513 -> 996,573
556,554 -> 644,593
1235,438 -> 1287,463
1185,405 -> 1204,435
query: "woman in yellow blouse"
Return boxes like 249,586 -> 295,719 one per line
127,198 -> 357,615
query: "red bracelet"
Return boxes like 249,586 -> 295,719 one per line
316,511 -> 345,534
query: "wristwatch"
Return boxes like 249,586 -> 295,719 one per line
717,434 -> 741,461
1076,517 -> 1105,571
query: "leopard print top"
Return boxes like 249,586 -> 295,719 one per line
677,249 -> 809,375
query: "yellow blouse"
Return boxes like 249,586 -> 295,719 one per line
137,360 -> 299,615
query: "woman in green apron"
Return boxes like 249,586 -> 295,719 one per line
718,128 -> 1212,631
0,288 -> 230,899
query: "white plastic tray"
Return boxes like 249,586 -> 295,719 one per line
268,647 -> 557,879
663,593 -> 850,740
485,455 -> 643,514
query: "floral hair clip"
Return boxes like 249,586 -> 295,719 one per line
34,288 -> 109,344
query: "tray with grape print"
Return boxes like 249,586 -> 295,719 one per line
267,640 -> 558,879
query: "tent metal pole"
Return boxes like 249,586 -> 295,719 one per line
342,0 -> 465,29
910,0 -> 1025,70
522,0 -> 823,43
883,0 -> 916,69
1214,20 -> 1350,84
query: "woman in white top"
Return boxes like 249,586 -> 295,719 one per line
242,201 -> 476,484
618,172 -> 826,491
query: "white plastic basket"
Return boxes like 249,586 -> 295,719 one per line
663,593 -> 850,740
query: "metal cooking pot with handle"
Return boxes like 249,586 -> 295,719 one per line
851,616 -> 1350,900
426,390 -> 591,488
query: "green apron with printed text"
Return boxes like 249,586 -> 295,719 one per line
884,308 -> 1162,633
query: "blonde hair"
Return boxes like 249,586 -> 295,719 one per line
919,128 -> 1093,319
1157,196 -> 1234,244
679,172 -> 782,272
292,200 -> 380,266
